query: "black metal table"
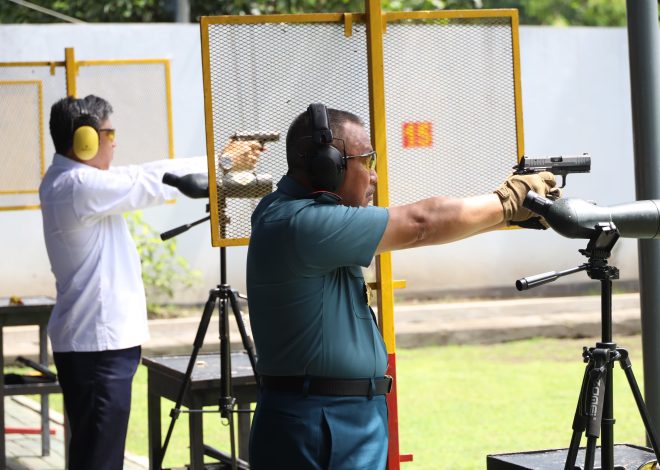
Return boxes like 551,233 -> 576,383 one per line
142,352 -> 257,470
0,296 -> 63,469
487,444 -> 656,469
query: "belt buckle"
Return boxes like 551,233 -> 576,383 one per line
385,375 -> 393,394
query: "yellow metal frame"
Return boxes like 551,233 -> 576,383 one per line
0,204 -> 41,212
201,12 -> 366,25
76,57 -> 176,160
383,8 -> 525,163
200,9 -> 525,467
370,11 -> 524,466
0,61 -> 63,73
0,48 -> 176,211
200,13 -> 370,247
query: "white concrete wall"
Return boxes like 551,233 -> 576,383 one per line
0,24 -> 642,302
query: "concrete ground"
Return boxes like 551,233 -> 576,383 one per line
3,293 -> 645,469
5,395 -> 146,470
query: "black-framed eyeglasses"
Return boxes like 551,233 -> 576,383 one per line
99,128 -> 116,142
345,150 -> 377,171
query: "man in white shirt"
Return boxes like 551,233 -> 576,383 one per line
39,95 -> 260,469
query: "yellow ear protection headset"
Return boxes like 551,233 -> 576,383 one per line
305,103 -> 346,192
72,101 -> 101,161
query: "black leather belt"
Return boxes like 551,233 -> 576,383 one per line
259,375 -> 393,397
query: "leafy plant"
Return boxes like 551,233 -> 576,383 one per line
124,210 -> 201,317
0,0 -> 635,26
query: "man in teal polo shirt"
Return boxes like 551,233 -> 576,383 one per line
247,104 -> 558,469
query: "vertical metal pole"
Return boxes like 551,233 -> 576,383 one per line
173,0 -> 190,22
601,279 -> 614,470
364,1 -> 401,468
64,47 -> 76,98
626,0 -> 660,441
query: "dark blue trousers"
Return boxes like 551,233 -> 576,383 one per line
249,389 -> 388,469
54,346 -> 141,470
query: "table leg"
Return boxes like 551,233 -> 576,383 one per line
189,397 -> 204,470
147,371 -> 162,470
1,326 -> 5,470
64,411 -> 70,468
39,325 -> 50,456
237,400 -> 251,462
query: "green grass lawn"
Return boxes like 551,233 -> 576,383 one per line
18,334 -> 652,469
395,335 -> 648,469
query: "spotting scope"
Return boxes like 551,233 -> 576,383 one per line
523,191 -> 660,239
162,171 -> 272,199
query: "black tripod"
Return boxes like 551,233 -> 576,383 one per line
157,212 -> 258,470
516,222 -> 660,470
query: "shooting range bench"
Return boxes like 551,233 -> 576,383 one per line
0,296 -> 63,468
142,352 -> 257,469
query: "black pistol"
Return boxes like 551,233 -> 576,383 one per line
514,153 -> 591,188
231,131 -> 280,148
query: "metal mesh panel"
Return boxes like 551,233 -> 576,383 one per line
0,81 -> 43,194
0,59 -> 173,210
76,61 -> 173,165
383,16 -> 520,205
202,18 -> 370,246
0,66 -> 64,210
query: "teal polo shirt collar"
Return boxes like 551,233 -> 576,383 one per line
277,176 -> 342,204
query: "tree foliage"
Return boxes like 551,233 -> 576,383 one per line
0,0 -> 632,26
124,210 -> 201,318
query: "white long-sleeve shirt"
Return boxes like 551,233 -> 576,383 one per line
39,154 -> 207,352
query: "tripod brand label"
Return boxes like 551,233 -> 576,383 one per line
589,384 -> 600,418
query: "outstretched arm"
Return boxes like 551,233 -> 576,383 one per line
375,171 -> 558,254
376,193 -> 503,254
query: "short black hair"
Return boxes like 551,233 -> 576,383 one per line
49,95 -> 113,155
285,107 -> 364,171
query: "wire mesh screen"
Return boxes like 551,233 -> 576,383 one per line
0,59 -> 173,210
202,16 -> 370,246
0,66 -> 65,210
76,61 -> 174,165
383,14 -> 521,205
0,81 -> 43,196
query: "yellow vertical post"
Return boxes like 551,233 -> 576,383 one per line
64,47 -> 77,98
510,10 -> 526,161
163,60 -> 175,158
365,1 -> 402,468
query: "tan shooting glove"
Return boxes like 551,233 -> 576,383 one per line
495,171 -> 561,226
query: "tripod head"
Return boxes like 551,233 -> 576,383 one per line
516,222 -> 620,291
159,172 -> 213,241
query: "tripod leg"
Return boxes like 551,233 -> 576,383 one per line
584,350 -> 609,470
566,348 -> 608,470
601,361 -> 615,470
584,436 -> 598,470
618,349 -> 660,459
218,290 -> 239,470
227,289 -> 259,378
158,289 -> 218,470
565,353 -> 593,470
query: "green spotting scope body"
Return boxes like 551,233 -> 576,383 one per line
523,191 -> 660,239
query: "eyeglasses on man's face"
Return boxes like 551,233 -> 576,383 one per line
99,128 -> 116,142
345,150 -> 377,171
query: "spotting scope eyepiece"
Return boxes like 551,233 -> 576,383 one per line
523,191 -> 660,239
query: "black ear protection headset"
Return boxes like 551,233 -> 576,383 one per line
305,103 -> 346,192
72,100 -> 101,161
